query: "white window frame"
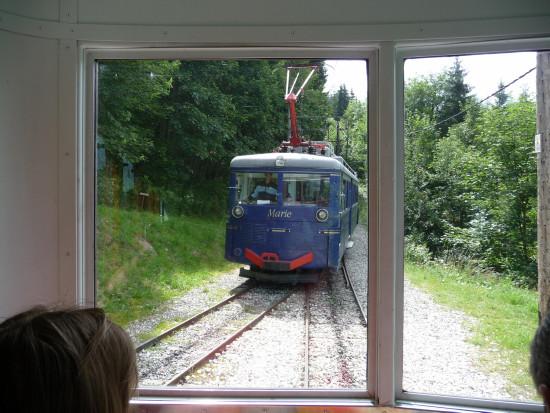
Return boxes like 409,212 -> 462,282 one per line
79,38 -> 550,412
83,46 -> 377,403
394,38 -> 550,413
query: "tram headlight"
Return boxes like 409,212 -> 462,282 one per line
315,208 -> 329,222
232,205 -> 245,219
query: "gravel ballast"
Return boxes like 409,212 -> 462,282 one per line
130,224 -> 531,401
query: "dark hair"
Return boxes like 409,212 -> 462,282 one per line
531,312 -> 550,389
0,307 -> 137,413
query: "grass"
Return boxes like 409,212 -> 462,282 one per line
97,201 -> 537,399
96,205 -> 239,327
405,261 -> 539,400
136,318 -> 185,343
358,183 -> 368,226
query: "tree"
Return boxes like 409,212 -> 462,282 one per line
404,113 -> 443,251
434,58 -> 471,137
472,98 -> 537,279
494,81 -> 510,107
404,60 -> 538,285
98,59 -> 330,215
331,85 -> 352,120
144,60 -> 290,214
339,100 -> 368,178
98,60 -> 180,164
326,85 -> 353,155
295,63 -> 331,140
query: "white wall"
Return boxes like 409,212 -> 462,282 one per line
0,0 -> 549,320
77,0 -> 549,27
0,30 -> 59,319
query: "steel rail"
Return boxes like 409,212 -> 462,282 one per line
165,290 -> 294,386
136,282 -> 254,352
304,284 -> 311,388
342,258 -> 367,326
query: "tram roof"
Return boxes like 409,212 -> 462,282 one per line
230,152 -> 357,179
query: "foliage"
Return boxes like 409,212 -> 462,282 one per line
98,60 -> 330,216
96,205 -> 238,326
325,96 -> 368,177
98,60 -> 180,163
330,85 -> 352,120
404,237 -> 432,264
494,81 -> 510,107
404,58 -> 537,285
297,63 -> 332,140
434,58 -> 472,136
464,98 -> 537,282
96,57 -> 540,291
358,182 -> 368,225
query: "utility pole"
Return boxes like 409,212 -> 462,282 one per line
537,51 -> 550,320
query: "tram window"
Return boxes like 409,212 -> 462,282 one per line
94,58 -> 368,391
403,51 -> 540,403
339,178 -> 347,210
282,173 -> 329,206
236,172 -> 278,204
345,178 -> 352,209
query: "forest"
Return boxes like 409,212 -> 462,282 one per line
97,58 -> 537,288
404,59 -> 537,287
97,60 -> 366,216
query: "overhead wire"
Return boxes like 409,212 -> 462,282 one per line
407,66 -> 536,136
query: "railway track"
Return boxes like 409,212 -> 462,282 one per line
303,283 -> 312,387
137,282 -> 296,386
303,261 -> 367,388
136,281 -> 254,352
137,259 -> 366,388
167,290 -> 293,385
342,258 -> 367,325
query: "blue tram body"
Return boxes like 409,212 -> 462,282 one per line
225,151 -> 359,283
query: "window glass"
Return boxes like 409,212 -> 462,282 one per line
95,58 -> 368,391
237,172 -> 278,205
282,173 -> 329,206
346,179 -> 352,208
340,177 -> 350,210
403,51 -> 539,402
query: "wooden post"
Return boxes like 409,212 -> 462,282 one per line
537,52 -> 550,320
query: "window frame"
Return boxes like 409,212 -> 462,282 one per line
394,38 -> 550,412
79,39 -> 550,412
281,172 -> 331,207
83,47 -> 376,401
237,171 -> 280,205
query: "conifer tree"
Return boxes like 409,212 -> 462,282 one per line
434,58 -> 471,136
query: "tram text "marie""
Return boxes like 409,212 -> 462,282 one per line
268,209 -> 292,218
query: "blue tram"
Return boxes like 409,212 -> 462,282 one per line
225,144 -> 359,283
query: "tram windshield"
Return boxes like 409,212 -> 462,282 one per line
283,173 -> 329,206
236,172 -> 278,204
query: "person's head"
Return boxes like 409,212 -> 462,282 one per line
0,306 -> 137,413
265,172 -> 273,184
531,311 -> 550,407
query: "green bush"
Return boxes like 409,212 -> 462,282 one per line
404,237 -> 432,264
96,205 -> 238,326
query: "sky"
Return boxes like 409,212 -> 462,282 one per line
324,52 -> 537,102
324,60 -> 368,101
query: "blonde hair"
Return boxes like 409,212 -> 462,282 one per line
0,307 -> 137,413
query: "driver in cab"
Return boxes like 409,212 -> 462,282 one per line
249,173 -> 278,202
